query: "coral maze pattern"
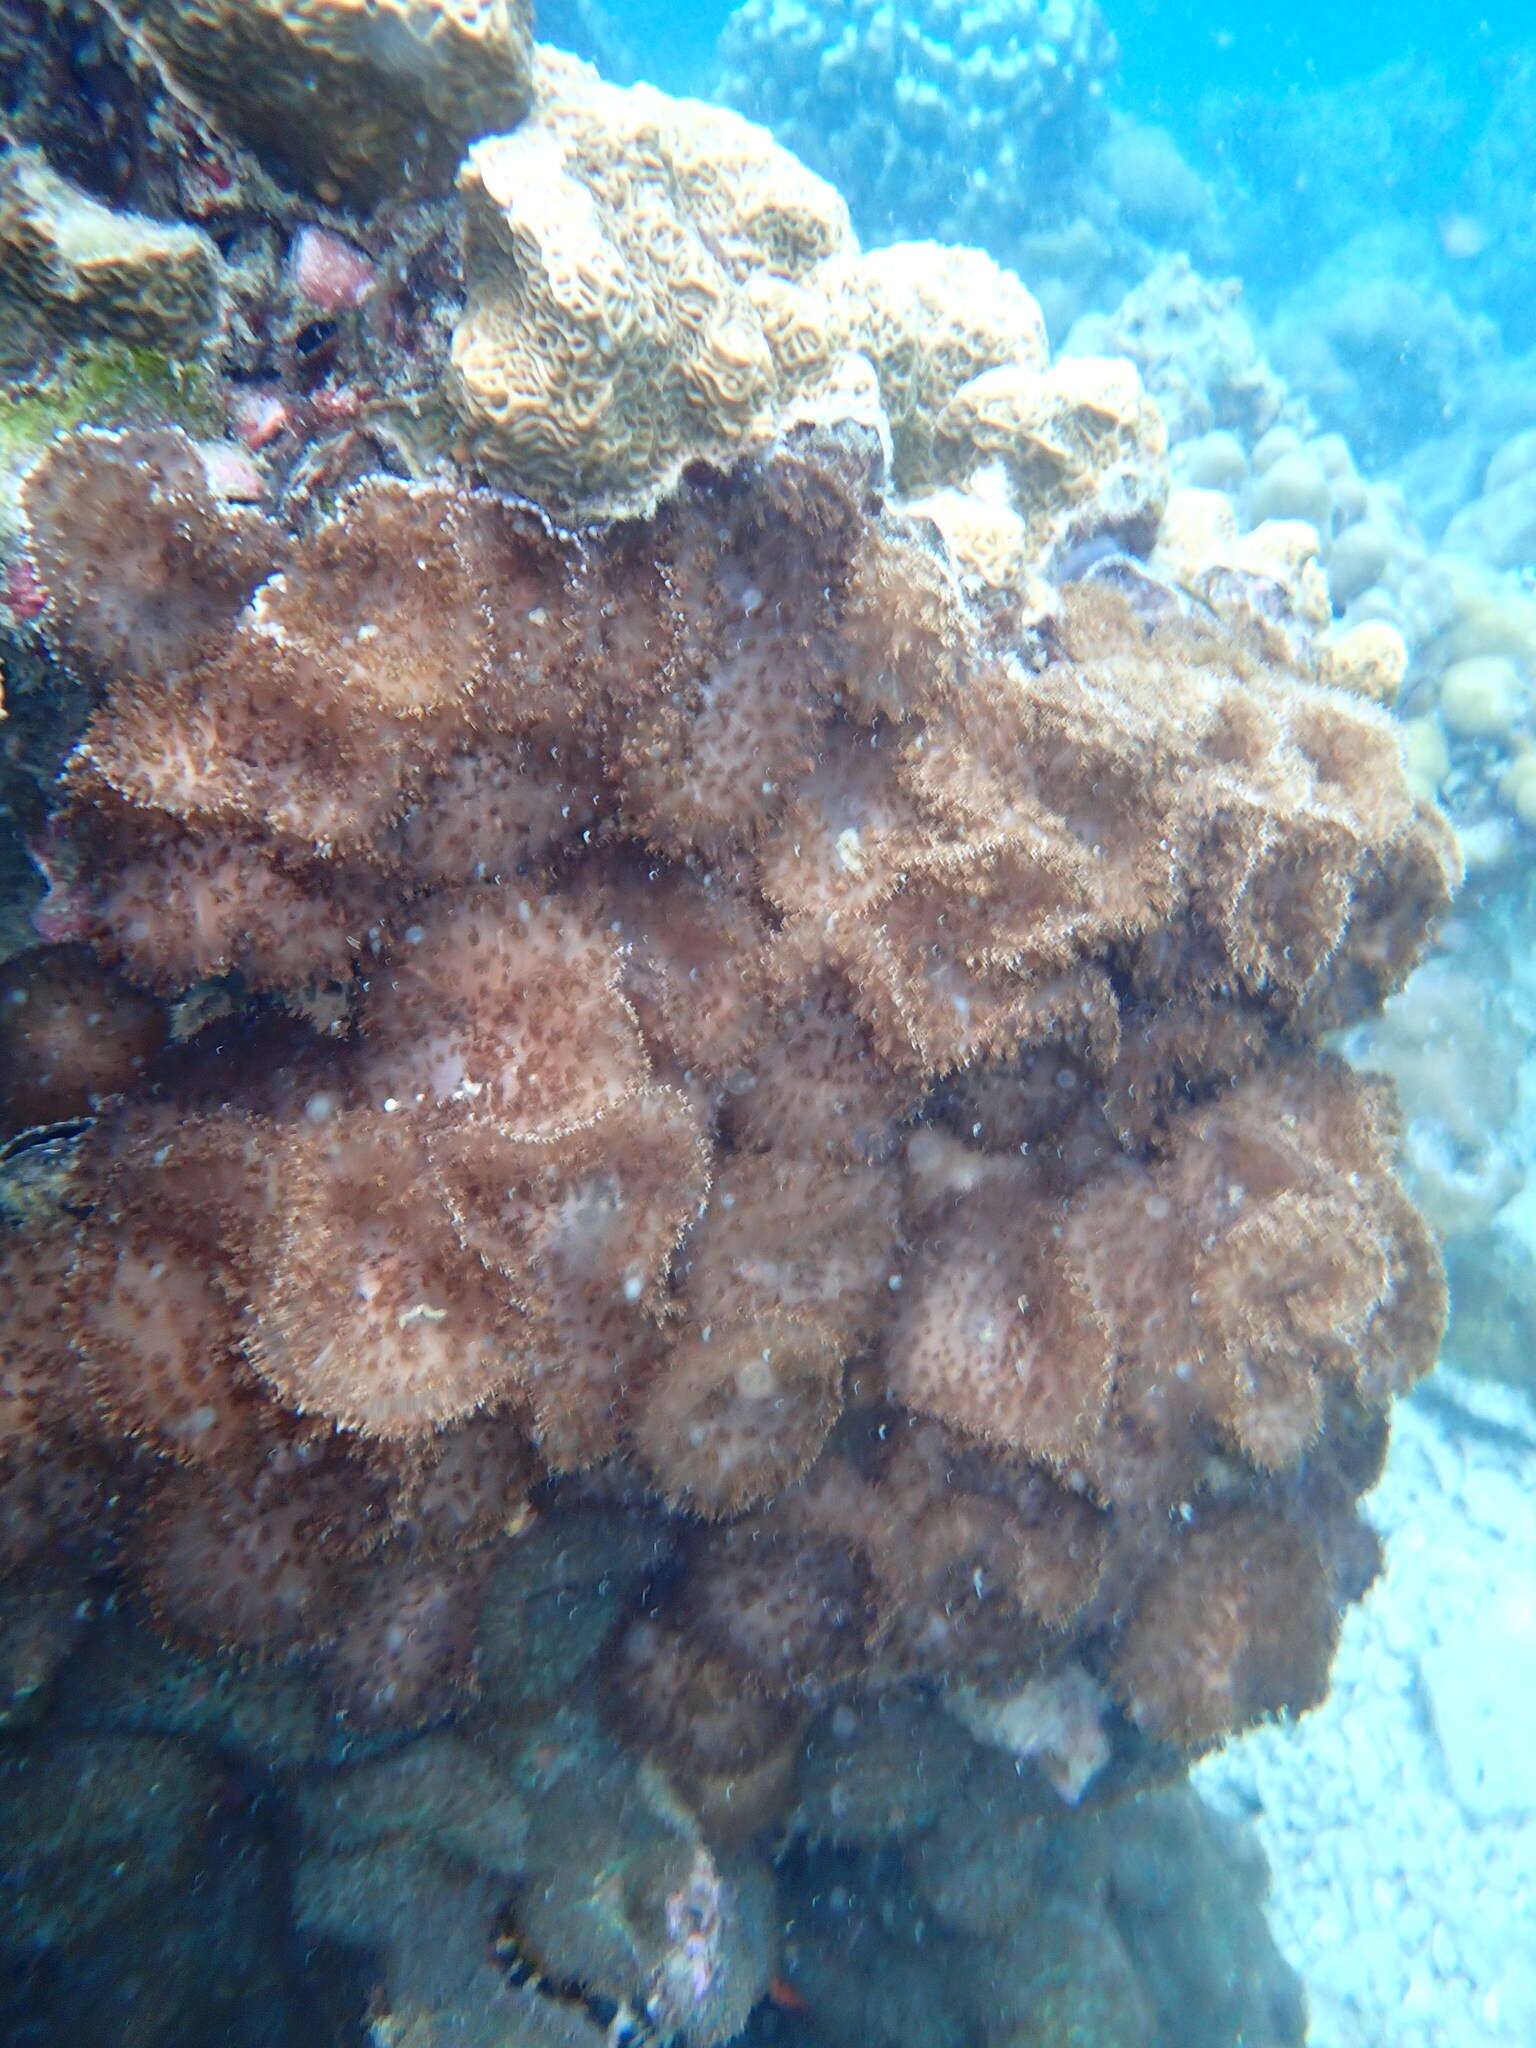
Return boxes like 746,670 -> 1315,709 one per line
0,396 -> 1456,2033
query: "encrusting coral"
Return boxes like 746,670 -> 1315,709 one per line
0,21 -> 1459,2047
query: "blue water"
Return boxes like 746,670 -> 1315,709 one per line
595,0 -> 1527,109
1110,0 -> 1520,104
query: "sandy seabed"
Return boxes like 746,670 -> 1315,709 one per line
1197,1369 -> 1536,2048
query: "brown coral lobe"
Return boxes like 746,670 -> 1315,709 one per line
14,390 -> 1452,1802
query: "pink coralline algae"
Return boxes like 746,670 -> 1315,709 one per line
289,227 -> 377,313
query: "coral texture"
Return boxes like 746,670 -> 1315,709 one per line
0,943 -> 167,1127
448,49 -> 1161,537
447,47 -> 856,513
14,401 -> 1453,1751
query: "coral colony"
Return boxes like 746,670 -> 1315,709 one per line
0,2 -> 1455,2043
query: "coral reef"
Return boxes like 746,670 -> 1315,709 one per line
447,48 -> 1159,529
1059,253 -> 1536,876
716,0 -> 1118,255
1266,254 -> 1495,475
0,19 -> 1462,2047
777,1757 -> 1303,2048
1065,255 -> 1297,452
4,387 -> 1446,2030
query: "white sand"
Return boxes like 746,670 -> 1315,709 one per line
1196,1371 -> 1536,2048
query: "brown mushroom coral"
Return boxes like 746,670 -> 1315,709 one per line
21,426 -> 284,686
70,1218 -> 270,1468
315,1550 -> 491,1729
1062,1057 -> 1446,1498
62,1108 -> 287,1469
386,1407 -> 539,1556
824,1422 -> 1110,1689
67,480 -> 520,865
679,1517 -> 879,1700
1107,1508 -> 1340,1749
719,969 -> 912,1161
428,1088 -> 710,1468
628,1315 -> 847,1517
247,1116 -> 532,1440
359,891 -> 648,1131
598,858 -> 774,1084
428,1089 -> 706,1298
133,1452 -> 368,1660
24,370 -> 1452,1795
0,1226 -> 78,1461
0,1216 -> 129,1580
884,1190 -> 1111,1465
678,1146 -> 901,1351
606,456 -> 860,860
396,741 -> 599,888
89,829 -> 379,993
603,1607 -> 803,1790
0,944 -> 167,1128
880,1419 -> 1110,1634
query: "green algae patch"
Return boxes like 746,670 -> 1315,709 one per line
0,343 -> 220,546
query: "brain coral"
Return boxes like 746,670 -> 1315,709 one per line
447,48 -> 1158,539
0,149 -> 224,357
448,47 -> 856,514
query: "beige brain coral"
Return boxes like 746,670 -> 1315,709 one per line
447,55 -> 1164,555
120,0 -> 534,207
448,50 -> 856,515
830,241 -> 1051,490
933,355 -> 1169,559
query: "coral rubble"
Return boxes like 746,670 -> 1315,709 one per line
0,15 -> 1460,2046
